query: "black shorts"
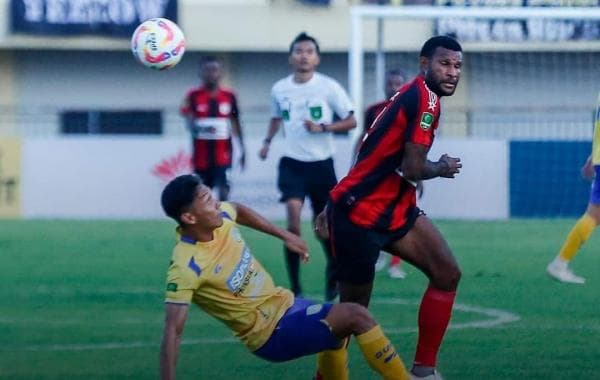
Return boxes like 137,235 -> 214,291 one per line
277,157 -> 337,215
327,201 -> 422,285
195,167 -> 229,189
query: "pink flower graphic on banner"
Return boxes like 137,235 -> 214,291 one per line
152,149 -> 192,182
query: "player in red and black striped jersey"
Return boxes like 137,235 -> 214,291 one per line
317,36 -> 463,380
181,57 -> 246,201
357,69 -> 412,279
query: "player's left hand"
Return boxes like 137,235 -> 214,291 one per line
581,158 -> 594,181
239,152 -> 246,171
283,232 -> 310,263
304,120 -> 325,133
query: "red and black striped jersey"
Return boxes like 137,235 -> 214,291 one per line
180,86 -> 240,170
364,99 -> 389,133
331,75 -> 440,231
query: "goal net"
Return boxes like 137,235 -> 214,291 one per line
350,5 -> 600,218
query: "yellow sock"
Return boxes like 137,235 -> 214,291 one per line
356,325 -> 409,380
558,214 -> 596,262
316,342 -> 349,380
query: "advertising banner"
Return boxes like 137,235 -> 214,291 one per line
11,0 -> 177,37
436,1 -> 600,42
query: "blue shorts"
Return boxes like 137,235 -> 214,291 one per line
590,166 -> 600,205
253,298 -> 341,362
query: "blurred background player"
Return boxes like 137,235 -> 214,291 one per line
259,32 -> 356,301
159,174 -> 409,380
180,56 -> 246,201
546,91 -> 600,285
357,69 -> 412,280
318,36 -> 463,380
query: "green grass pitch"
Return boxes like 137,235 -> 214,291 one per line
1,218 -> 599,379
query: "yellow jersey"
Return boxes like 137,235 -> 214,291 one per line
164,202 -> 294,351
592,92 -> 600,165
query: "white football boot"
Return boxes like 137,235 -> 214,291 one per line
546,259 -> 585,284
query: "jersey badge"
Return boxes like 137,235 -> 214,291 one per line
309,106 -> 323,120
420,112 -> 434,130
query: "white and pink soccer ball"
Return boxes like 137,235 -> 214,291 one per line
131,18 -> 185,70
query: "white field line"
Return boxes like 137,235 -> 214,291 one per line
3,296 -> 520,352
370,298 -> 521,334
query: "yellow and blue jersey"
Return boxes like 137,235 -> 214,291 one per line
164,202 -> 294,351
592,92 -> 600,165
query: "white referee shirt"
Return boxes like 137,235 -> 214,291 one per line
270,72 -> 354,162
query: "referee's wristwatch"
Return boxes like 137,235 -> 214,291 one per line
320,123 -> 328,132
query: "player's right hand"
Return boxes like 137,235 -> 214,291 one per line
258,145 -> 269,160
439,154 -> 461,178
283,232 -> 310,263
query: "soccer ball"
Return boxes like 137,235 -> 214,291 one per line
131,18 -> 185,70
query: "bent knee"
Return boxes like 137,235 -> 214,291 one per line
431,264 -> 461,291
344,303 -> 376,333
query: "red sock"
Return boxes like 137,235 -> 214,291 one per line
390,256 -> 401,266
414,285 -> 456,367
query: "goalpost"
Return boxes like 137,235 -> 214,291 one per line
350,5 -> 600,139
349,5 -> 600,218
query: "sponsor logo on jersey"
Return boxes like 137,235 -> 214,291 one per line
167,282 -> 178,292
214,264 -> 223,274
282,109 -> 290,121
420,112 -> 434,130
227,246 -> 253,293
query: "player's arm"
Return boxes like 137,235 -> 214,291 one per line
401,142 -> 461,181
160,303 -> 189,380
259,117 -> 282,160
230,95 -> 246,170
230,202 -> 309,262
305,112 -> 357,134
581,154 -> 594,180
231,115 -> 246,170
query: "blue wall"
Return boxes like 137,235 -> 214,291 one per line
510,141 -> 592,218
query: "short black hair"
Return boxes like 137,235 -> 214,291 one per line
199,55 -> 219,67
420,36 -> 462,59
289,32 -> 320,54
161,174 -> 202,224
386,69 -> 407,80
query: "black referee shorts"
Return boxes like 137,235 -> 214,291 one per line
277,156 -> 337,215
